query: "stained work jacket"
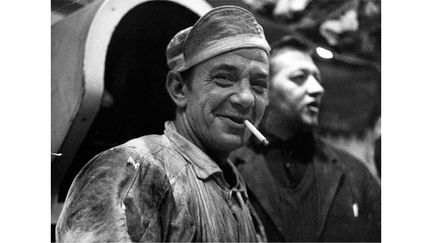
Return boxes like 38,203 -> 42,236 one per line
56,122 -> 265,242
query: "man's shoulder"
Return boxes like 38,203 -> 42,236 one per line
91,135 -> 167,167
57,135 -> 176,242
322,142 -> 371,174
318,140 -> 379,187
79,134 -> 188,183
121,134 -> 170,156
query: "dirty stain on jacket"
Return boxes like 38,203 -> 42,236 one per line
56,121 -> 266,242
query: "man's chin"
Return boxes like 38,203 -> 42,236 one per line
216,133 -> 244,151
300,116 -> 319,130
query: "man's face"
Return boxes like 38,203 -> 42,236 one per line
269,49 -> 324,128
184,48 -> 269,155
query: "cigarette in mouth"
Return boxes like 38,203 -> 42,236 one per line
244,120 -> 269,146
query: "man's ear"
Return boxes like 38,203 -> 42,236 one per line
166,70 -> 188,108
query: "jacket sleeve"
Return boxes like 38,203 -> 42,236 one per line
55,147 -> 172,242
361,163 -> 381,242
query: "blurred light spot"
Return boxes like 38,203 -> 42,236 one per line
316,47 -> 333,59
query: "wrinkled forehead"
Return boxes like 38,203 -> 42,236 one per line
233,48 -> 270,64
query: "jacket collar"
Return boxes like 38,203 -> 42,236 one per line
233,138 -> 344,240
164,121 -> 246,193
164,121 -> 222,179
235,145 -> 285,233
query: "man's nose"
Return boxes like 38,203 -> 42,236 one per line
306,76 -> 324,97
231,82 -> 255,110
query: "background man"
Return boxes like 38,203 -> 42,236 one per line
56,6 -> 270,242
231,36 -> 381,242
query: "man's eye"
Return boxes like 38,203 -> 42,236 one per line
215,73 -> 233,80
214,74 -> 234,86
252,80 -> 268,94
290,74 -> 307,83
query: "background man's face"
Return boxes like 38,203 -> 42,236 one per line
269,49 -> 324,128
184,48 -> 269,155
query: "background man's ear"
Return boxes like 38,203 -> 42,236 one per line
166,70 -> 187,108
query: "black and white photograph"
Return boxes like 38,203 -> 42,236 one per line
50,0 -> 382,242
2,0 -> 429,242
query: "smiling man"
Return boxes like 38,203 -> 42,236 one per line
230,36 -> 381,242
56,6 -> 270,242
172,48 -> 269,163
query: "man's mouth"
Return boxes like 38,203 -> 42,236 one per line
306,101 -> 320,113
218,115 -> 247,126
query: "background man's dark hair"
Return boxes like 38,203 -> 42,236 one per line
269,35 -> 315,75
270,35 -> 315,56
